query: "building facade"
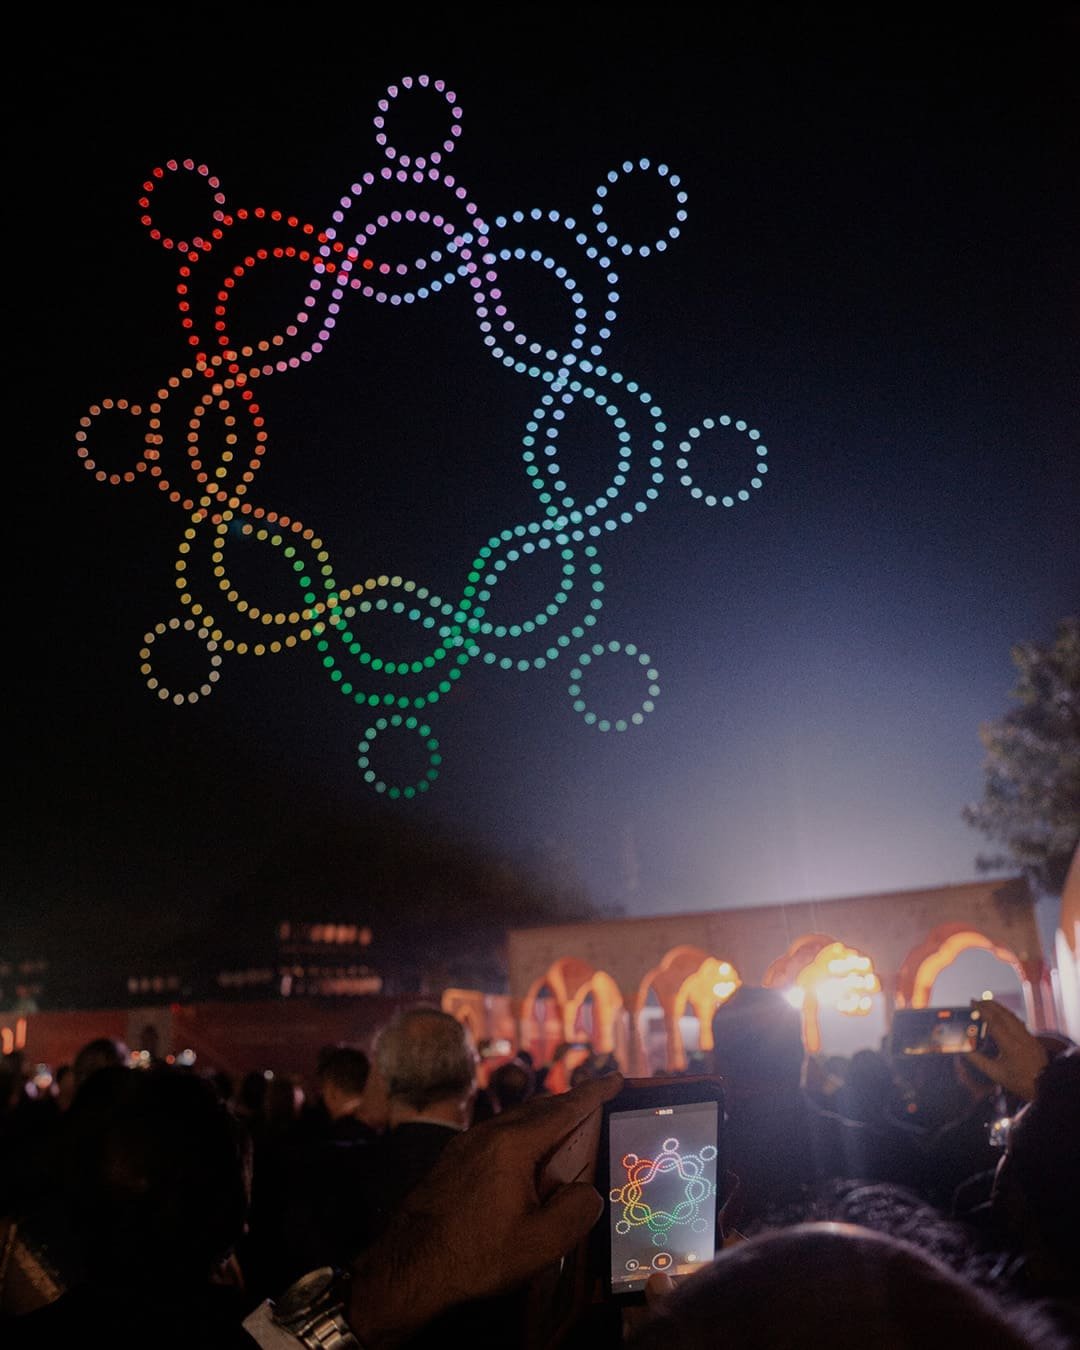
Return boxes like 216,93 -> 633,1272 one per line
501,877 -> 1054,1075
8,875 -> 1063,1082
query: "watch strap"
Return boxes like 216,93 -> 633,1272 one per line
296,1302 -> 362,1350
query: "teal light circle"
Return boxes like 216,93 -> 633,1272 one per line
465,529 -> 604,667
673,414 -> 768,508
357,713 -> 441,798
567,640 -> 659,731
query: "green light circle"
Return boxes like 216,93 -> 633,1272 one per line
466,529 -> 605,668
356,713 -> 441,797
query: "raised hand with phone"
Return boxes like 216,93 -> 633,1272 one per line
591,1077 -> 725,1304
966,999 -> 1051,1102
342,1070 -> 624,1350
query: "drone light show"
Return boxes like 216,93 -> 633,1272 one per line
74,73 -> 771,800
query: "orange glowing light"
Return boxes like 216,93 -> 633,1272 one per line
908,930 -> 1023,1008
784,942 -> 881,1053
797,942 -> 880,1013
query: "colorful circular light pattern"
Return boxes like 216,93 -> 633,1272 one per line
611,1138 -> 718,1245
75,75 -> 772,796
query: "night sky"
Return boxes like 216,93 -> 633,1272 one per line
7,7 -> 1078,998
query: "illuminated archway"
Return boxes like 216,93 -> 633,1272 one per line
0,1017 -> 27,1057
505,878 -> 1056,1067
519,980 -> 564,1068
638,987 -> 667,1075
571,989 -> 597,1043
764,936 -> 881,1054
899,927 -> 1035,1022
763,934 -> 833,990
673,957 -> 741,1055
637,946 -> 741,1072
567,970 -> 623,1055
518,960 -> 627,1087
522,958 -> 594,1036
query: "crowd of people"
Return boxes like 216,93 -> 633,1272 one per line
0,992 -> 1076,1347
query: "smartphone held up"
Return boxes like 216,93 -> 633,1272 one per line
889,1005 -> 994,1058
591,1076 -> 725,1303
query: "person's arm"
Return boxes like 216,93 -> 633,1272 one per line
345,1071 -> 623,1349
967,999 -> 1049,1103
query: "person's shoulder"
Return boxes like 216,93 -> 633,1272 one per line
390,1119 -> 461,1138
380,1120 -> 460,1171
326,1116 -> 380,1145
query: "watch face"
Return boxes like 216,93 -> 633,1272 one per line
276,1266 -> 337,1320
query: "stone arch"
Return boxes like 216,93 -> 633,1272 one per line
567,970 -> 624,1055
518,979 -> 564,1068
505,877 -> 1056,1073
637,986 -> 667,1075
897,924 -> 1045,1026
635,945 -> 742,1073
442,989 -> 517,1061
762,934 -> 834,989
570,987 -> 598,1043
520,958 -> 594,1041
518,958 -> 628,1086
761,934 -> 882,1054
538,956 -> 596,1014
0,1016 -> 27,1057
761,932 -> 835,1054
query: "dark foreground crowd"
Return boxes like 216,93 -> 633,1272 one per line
0,991 -> 1077,1348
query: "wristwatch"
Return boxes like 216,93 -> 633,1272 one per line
271,1266 -> 362,1349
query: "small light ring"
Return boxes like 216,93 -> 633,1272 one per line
567,641 -> 659,731
674,415 -> 768,508
356,713 -> 441,799
75,397 -> 150,485
375,75 -> 461,170
591,159 -> 687,260
139,617 -> 224,705
139,159 -> 226,254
